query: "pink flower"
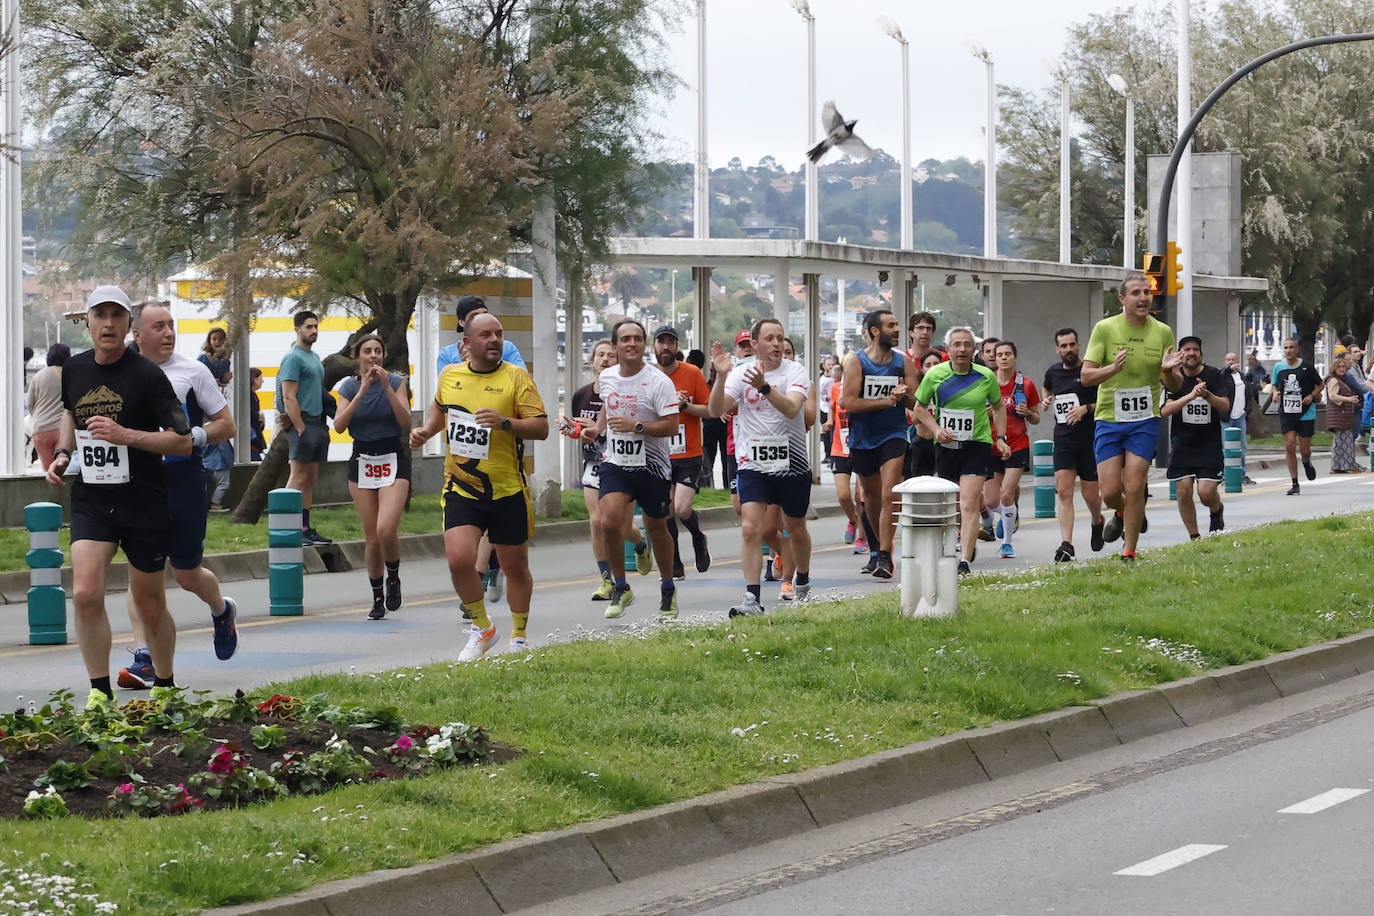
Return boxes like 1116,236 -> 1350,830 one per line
394,735 -> 414,751
117,783 -> 134,795
207,746 -> 240,775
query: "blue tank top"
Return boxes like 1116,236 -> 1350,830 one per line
848,350 -> 909,451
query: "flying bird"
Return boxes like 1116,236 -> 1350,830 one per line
806,101 -> 875,163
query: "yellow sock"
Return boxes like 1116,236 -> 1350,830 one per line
466,599 -> 491,629
510,612 -> 528,639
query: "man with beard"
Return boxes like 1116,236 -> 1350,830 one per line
841,309 -> 918,580
276,310 -> 333,546
1162,336 -> 1233,538
1042,327 -> 1104,561
652,325 -> 712,578
1271,338 -> 1322,495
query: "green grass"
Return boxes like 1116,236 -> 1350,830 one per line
1246,430 -> 1334,448
0,488 -> 735,573
8,513 -> 1374,914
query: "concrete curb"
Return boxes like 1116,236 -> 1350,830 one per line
207,626 -> 1374,916
0,504 -> 847,602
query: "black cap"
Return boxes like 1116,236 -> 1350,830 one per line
455,295 -> 487,325
652,325 -> 679,341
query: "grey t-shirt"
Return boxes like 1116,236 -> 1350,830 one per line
338,372 -> 406,442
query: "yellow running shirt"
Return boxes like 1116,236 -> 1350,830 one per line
1084,313 -> 1175,423
436,361 -> 547,502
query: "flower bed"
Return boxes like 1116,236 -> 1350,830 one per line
0,688 -> 514,818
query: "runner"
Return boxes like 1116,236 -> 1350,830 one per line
44,287 -> 192,703
116,302 -> 239,690
984,340 -> 1040,559
408,313 -> 548,660
1271,338 -> 1322,495
1042,327 -> 1104,561
1161,335 -> 1232,538
841,309 -> 918,579
709,318 -> 813,616
905,350 -> 942,478
978,336 -> 999,369
582,319 -> 682,620
822,361 -> 860,545
907,311 -> 938,362
1081,274 -> 1184,560
910,327 -> 1009,576
567,338 -> 638,601
334,333 -> 412,620
652,325 -> 712,578
775,336 -> 818,598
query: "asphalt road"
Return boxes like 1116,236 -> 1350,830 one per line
2,454 -> 1371,703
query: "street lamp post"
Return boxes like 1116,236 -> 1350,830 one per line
790,0 -> 818,241
879,16 -> 911,251
1176,0 -> 1193,336
694,0 -> 709,240
1108,73 -> 1135,270
969,41 -> 996,258
1047,59 -> 1071,264
1,0 -> 23,474
835,236 -> 847,356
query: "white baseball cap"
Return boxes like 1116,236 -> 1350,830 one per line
85,285 -> 133,313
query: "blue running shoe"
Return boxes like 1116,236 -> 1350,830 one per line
117,647 -> 154,690
213,598 -> 239,661
999,543 -> 1015,559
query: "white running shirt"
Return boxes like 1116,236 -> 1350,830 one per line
725,358 -> 811,476
598,362 -> 680,478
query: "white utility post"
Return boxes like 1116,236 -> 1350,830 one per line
834,235 -> 847,356
791,0 -> 818,241
530,4 -> 561,515
879,16 -> 912,250
1176,0 -> 1193,336
694,0 -> 709,240
1,0 -> 23,474
969,41 -> 996,258
772,260 -> 789,330
1047,59 -> 1071,264
1108,73 -> 1135,269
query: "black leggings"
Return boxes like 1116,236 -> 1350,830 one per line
701,418 -> 729,488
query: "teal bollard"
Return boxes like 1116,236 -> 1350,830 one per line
267,488 -> 304,616
1032,440 -> 1056,519
1223,426 -> 1244,493
24,503 -> 67,646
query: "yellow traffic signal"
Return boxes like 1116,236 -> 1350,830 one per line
1165,241 -> 1183,296
1143,252 -> 1164,298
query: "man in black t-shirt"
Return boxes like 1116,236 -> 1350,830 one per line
1161,336 -> 1233,539
1272,338 -> 1323,495
44,286 -> 192,706
1042,328 -> 1105,561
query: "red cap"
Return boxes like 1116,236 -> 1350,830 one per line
735,329 -> 753,345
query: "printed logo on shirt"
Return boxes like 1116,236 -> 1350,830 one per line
73,385 -> 124,425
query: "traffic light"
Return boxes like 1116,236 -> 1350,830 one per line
1142,252 -> 1164,297
1165,241 -> 1184,296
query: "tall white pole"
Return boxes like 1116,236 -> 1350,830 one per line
1,0 -> 23,474
530,4 -> 561,514
804,11 -> 818,241
899,38 -> 911,250
976,54 -> 996,258
1124,96 -> 1135,269
694,0 -> 709,239
1176,0 -> 1193,335
836,277 -> 846,356
1058,74 -> 1071,264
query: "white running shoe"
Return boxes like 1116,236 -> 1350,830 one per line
507,636 -> 530,653
484,570 -> 506,604
458,623 -> 497,662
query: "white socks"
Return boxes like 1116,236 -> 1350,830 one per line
1000,502 -> 1018,547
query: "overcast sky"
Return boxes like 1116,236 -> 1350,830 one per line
646,0 -> 1135,169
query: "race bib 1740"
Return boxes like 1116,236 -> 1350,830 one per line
446,409 -> 491,461
75,429 -> 130,485
1114,386 -> 1153,422
862,375 -> 899,402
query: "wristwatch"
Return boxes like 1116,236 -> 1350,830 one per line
759,383 -> 772,396
501,418 -> 512,431
634,422 -> 644,433
996,434 -> 1008,442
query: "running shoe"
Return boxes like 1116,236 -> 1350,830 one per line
1243,475 -> 1257,485
85,687 -> 113,709
1120,551 -> 1136,563
1090,520 -> 1105,552
508,636 -> 531,653
779,581 -> 795,600
1139,513 -> 1149,534
1102,512 -> 1124,543
634,540 -> 653,576
1189,532 -> 1202,540
658,589 -> 679,620
458,623 -> 497,662
773,555 -> 784,578
1209,507 -> 1225,532
1287,484 -> 1300,496
794,582 -> 811,602
385,576 -> 402,612
369,598 -> 386,620
212,597 -> 238,660
763,556 -> 778,581
484,570 -> 506,603
1054,541 -> 1074,562
672,558 -> 686,580
999,543 -> 1015,559
117,647 -> 155,690
872,553 -> 894,579
995,518 -> 1002,539
728,592 -> 765,618
978,517 -> 996,542
843,522 -> 856,544
957,559 -> 971,577
692,531 -> 711,572
860,552 -> 878,575
302,528 -> 333,546
591,573 -> 615,601
1304,459 -> 1317,481
852,537 -> 868,555
605,585 -> 635,619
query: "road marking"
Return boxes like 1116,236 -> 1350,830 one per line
1277,787 -> 1369,814
1113,844 -> 1227,876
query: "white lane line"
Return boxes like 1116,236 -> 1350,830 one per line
1114,844 -> 1227,876
1277,787 -> 1369,814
